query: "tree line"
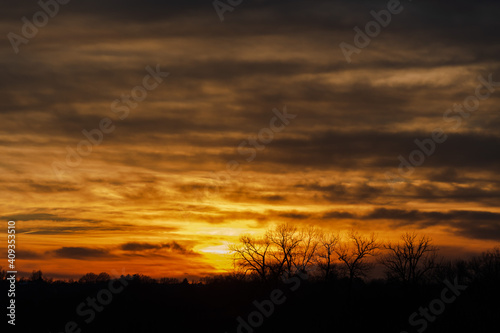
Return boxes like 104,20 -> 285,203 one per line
0,269 -> 189,285
1,223 -> 498,288
228,223 -> 500,288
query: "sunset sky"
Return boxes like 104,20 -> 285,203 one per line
1,0 -> 499,280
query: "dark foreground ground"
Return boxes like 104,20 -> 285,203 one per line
3,274 -> 499,333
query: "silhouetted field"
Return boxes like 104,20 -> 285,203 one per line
5,265 -> 499,333
4,229 -> 500,333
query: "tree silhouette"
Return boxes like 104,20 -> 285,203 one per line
79,272 -> 98,283
317,232 -> 339,281
97,272 -> 111,282
335,231 -> 379,292
30,269 -> 44,282
469,247 -> 500,283
267,223 -> 302,277
160,277 -> 180,284
229,234 -> 271,281
293,226 -> 320,274
230,223 -> 322,280
380,232 -> 438,285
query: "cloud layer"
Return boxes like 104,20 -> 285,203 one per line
1,0 -> 499,278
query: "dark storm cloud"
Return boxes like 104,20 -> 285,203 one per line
217,132 -> 500,174
121,242 -> 163,251
3,0 -> 498,30
261,131 -> 500,170
322,211 -> 356,219
454,220 -> 500,241
427,168 -> 461,183
409,182 -> 500,204
51,247 -> 111,259
293,178 -> 500,207
364,208 -> 500,223
178,202 -> 500,240
2,0 -> 500,163
44,129 -> 498,176
0,213 -> 76,222
278,212 -> 311,220
48,242 -> 201,260
262,195 -> 286,202
120,241 -> 195,255
20,225 -> 135,235
16,250 -> 44,260
25,181 -> 81,193
296,182 -> 383,203
362,208 -> 500,241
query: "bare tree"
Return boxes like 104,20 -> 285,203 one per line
230,223 -> 320,280
468,247 -> 500,283
160,277 -> 180,284
336,231 -> 379,290
96,272 -> 111,282
293,226 -> 320,274
266,223 -> 301,277
30,269 -> 44,282
380,232 -> 438,285
79,272 -> 98,283
317,232 -> 339,281
229,235 -> 271,281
